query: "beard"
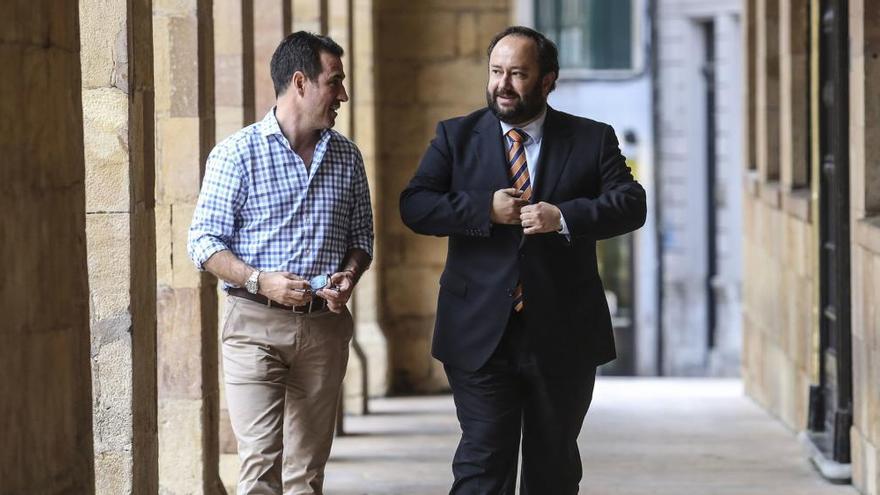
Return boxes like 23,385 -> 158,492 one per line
486,83 -> 545,125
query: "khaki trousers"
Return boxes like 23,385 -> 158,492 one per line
221,295 -> 352,495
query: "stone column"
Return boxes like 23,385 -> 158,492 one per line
779,0 -> 809,190
755,0 -> 780,183
253,0 -> 289,117
80,0 -> 159,492
375,0 -> 510,393
0,2 -> 95,493
848,1 -> 880,493
293,0 -> 328,34
347,0 -> 390,406
328,0 -> 351,137
153,0 -> 224,493
213,0 -> 257,460
743,0 -> 757,173
216,0 -> 255,140
323,0 -> 390,411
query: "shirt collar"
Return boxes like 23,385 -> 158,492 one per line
258,107 -> 333,148
499,105 -> 547,144
258,108 -> 283,138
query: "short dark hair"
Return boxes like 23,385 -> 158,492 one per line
270,31 -> 344,97
486,26 -> 559,91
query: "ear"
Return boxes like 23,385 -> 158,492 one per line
541,72 -> 556,97
292,71 -> 307,96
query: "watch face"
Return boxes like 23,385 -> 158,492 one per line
309,274 -> 329,290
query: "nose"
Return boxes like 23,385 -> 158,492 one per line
339,83 -> 350,103
498,75 -> 513,91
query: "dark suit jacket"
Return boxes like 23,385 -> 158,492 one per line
399,106 -> 647,374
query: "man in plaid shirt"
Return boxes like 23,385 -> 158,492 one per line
188,32 -> 372,494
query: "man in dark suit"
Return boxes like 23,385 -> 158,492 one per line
399,26 -> 646,494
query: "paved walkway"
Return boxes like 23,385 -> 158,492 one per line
221,379 -> 860,494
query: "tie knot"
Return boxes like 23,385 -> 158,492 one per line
507,128 -> 528,144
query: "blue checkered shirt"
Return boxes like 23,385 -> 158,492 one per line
188,109 -> 374,287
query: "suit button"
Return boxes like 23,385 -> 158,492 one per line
507,288 -> 515,297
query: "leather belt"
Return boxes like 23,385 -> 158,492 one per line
228,288 -> 327,313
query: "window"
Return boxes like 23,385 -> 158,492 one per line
535,0 -> 639,75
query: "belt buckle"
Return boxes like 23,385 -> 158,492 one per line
291,298 -> 313,314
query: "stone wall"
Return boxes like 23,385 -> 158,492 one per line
1,2 -> 96,492
374,0 -> 512,393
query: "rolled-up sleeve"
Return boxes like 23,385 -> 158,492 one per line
187,149 -> 248,270
347,151 -> 374,259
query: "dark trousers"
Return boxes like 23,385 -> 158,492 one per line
444,312 -> 598,495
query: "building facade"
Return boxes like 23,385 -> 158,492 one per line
742,0 -> 880,492
655,0 -> 744,376
6,0 -> 880,493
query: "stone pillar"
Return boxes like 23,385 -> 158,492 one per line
153,0 -> 224,493
848,0 -> 880,219
755,0 -> 780,183
848,1 -> 880,493
328,0 -> 351,137
80,0 -> 159,492
293,0 -> 327,33
216,0 -> 255,140
253,0 -> 289,117
743,0 -> 757,172
375,0 -> 511,393
323,0 -> 390,411
0,2 -> 95,493
348,0 -> 390,404
779,0 -> 809,190
214,0 -> 258,462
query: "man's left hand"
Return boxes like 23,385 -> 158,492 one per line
520,202 -> 562,235
317,271 -> 355,313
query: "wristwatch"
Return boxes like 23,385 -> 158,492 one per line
245,269 -> 261,294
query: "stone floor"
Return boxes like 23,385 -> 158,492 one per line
220,378 -> 860,494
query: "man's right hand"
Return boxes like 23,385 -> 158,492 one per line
490,188 -> 529,225
258,272 -> 312,306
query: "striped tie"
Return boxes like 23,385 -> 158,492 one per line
507,128 -> 531,312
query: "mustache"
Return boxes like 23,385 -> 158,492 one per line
493,91 -> 519,99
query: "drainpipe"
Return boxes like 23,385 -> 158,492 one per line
648,0 -> 665,376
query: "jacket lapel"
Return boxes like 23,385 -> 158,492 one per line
532,107 -> 573,202
474,110 -> 512,191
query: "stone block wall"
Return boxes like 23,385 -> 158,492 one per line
374,0 -> 512,393
741,196 -> 815,429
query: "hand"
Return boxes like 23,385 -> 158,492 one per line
520,202 -> 562,235
490,188 -> 529,225
316,271 -> 354,313
258,271 -> 312,306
